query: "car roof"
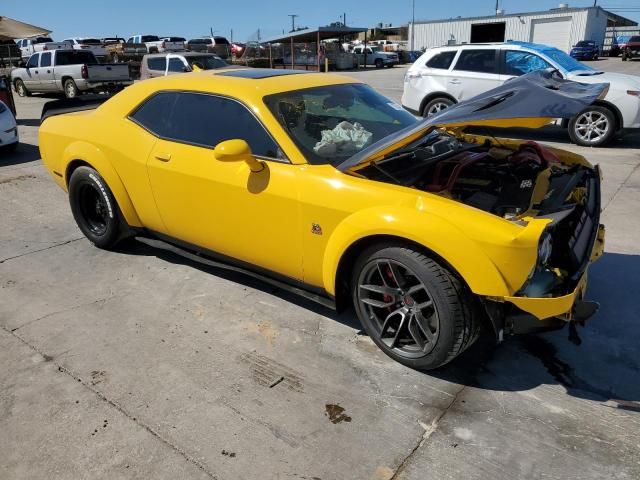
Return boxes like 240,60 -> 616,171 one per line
427,41 -> 553,51
99,68 -> 361,115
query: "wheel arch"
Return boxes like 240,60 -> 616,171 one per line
332,234 -> 474,312
63,144 -> 142,227
419,92 -> 457,117
322,208 -> 513,311
592,100 -> 623,131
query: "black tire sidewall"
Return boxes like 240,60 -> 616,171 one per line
351,246 -> 465,370
423,97 -> 454,117
69,166 -> 122,248
375,59 -> 383,68
568,106 -> 616,147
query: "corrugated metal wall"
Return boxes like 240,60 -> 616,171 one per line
409,8 -> 607,52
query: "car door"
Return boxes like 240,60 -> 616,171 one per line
37,51 -> 54,91
446,48 -> 502,101
134,91 -> 304,280
23,53 -> 40,89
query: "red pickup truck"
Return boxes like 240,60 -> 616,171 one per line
621,35 -> 640,61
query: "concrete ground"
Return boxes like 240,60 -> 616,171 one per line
1,59 -> 639,480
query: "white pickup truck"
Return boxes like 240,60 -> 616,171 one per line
15,37 -> 72,59
353,45 -> 399,68
11,50 -> 131,98
128,35 -> 184,53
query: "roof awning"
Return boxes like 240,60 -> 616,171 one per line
263,26 -> 368,44
0,16 -> 50,41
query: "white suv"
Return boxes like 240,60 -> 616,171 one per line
402,41 -> 640,147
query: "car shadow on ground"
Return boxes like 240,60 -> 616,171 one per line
433,251 -> 640,409
116,239 -> 640,407
0,143 -> 41,166
17,118 -> 41,127
471,125 -> 640,149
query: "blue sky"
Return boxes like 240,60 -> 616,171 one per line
3,0 -> 639,42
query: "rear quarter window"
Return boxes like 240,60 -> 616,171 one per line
426,51 -> 457,69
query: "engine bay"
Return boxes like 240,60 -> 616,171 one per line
356,130 -> 586,219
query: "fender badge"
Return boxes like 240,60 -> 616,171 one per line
311,223 -> 323,235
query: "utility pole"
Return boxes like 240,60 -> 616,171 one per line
230,28 -> 233,42
495,0 -> 499,14
342,13 -> 346,26
288,14 -> 299,33
410,0 -> 415,51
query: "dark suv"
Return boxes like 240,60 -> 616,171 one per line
569,40 -> 599,61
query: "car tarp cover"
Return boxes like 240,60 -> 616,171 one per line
0,16 -> 50,41
338,70 -> 609,172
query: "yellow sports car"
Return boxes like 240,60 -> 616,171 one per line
39,69 -> 605,369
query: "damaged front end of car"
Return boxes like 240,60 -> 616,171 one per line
339,70 -> 608,341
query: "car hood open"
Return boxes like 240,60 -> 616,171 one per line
338,70 -> 608,172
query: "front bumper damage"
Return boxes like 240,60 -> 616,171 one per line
486,165 -> 605,338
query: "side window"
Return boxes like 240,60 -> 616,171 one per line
504,50 -> 552,76
40,52 -> 52,67
167,57 -> 186,72
130,92 -> 281,159
26,54 -> 39,68
426,51 -> 457,70
453,49 -> 497,74
147,57 -> 166,71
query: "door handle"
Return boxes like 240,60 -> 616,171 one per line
154,152 -> 172,162
449,79 -> 461,84
47,70 -> 51,73
34,70 -> 38,74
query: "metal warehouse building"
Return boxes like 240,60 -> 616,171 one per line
408,4 -> 635,53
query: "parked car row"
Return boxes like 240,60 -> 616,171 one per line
14,34 -> 235,63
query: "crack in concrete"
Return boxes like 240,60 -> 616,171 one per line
0,324 -> 219,480
390,384 -> 465,480
0,237 -> 84,264
10,294 -> 130,333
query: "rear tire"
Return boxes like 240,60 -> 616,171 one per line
64,79 -> 79,99
352,244 -> 479,370
422,97 -> 454,117
568,105 -> 616,147
14,79 -> 30,97
374,59 -> 383,69
68,166 -> 129,249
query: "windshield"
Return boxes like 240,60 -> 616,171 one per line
34,37 -> 53,44
264,84 -> 416,165
541,46 -> 594,73
141,35 -> 159,42
79,38 -> 101,44
575,41 -> 594,47
186,55 -> 227,69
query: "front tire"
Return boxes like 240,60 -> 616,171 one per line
14,79 -> 30,97
352,244 -> 478,370
568,105 -> 616,147
374,59 -> 383,69
68,166 -> 128,249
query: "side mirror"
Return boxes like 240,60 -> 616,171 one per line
214,139 -> 264,172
